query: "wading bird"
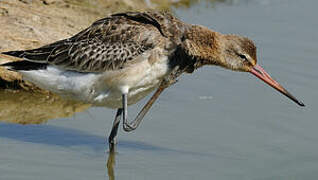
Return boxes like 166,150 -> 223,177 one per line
1,11 -> 304,150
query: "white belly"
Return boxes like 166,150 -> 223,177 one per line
20,55 -> 170,109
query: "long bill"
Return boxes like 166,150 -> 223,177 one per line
250,64 -> 305,107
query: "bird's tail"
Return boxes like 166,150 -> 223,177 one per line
1,50 -> 47,71
2,50 -> 25,58
0,60 -> 47,71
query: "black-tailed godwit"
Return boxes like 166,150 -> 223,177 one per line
1,11 -> 304,150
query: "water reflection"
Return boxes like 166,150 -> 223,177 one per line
106,149 -> 116,180
0,122 -> 226,180
0,90 -> 90,124
0,123 -> 221,156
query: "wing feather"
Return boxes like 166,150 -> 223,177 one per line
2,11 -> 188,72
2,12 -> 165,72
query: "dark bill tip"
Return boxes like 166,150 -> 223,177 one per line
250,64 -> 305,107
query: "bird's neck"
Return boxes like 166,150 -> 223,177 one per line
182,25 -> 223,69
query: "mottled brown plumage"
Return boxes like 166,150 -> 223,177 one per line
3,11 -> 188,72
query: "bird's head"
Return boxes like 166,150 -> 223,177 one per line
218,34 -> 257,72
184,25 -> 304,106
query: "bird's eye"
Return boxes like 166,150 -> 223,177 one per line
238,54 -> 248,61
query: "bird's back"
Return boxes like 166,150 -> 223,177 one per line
2,11 -> 187,73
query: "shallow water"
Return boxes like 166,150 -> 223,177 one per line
1,0 -> 318,179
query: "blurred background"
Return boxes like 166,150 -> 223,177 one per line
0,0 -> 317,180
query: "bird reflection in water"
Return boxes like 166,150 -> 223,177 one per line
106,147 -> 116,180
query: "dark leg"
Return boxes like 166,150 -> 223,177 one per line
121,64 -> 181,132
121,84 -> 169,132
108,108 -> 123,151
